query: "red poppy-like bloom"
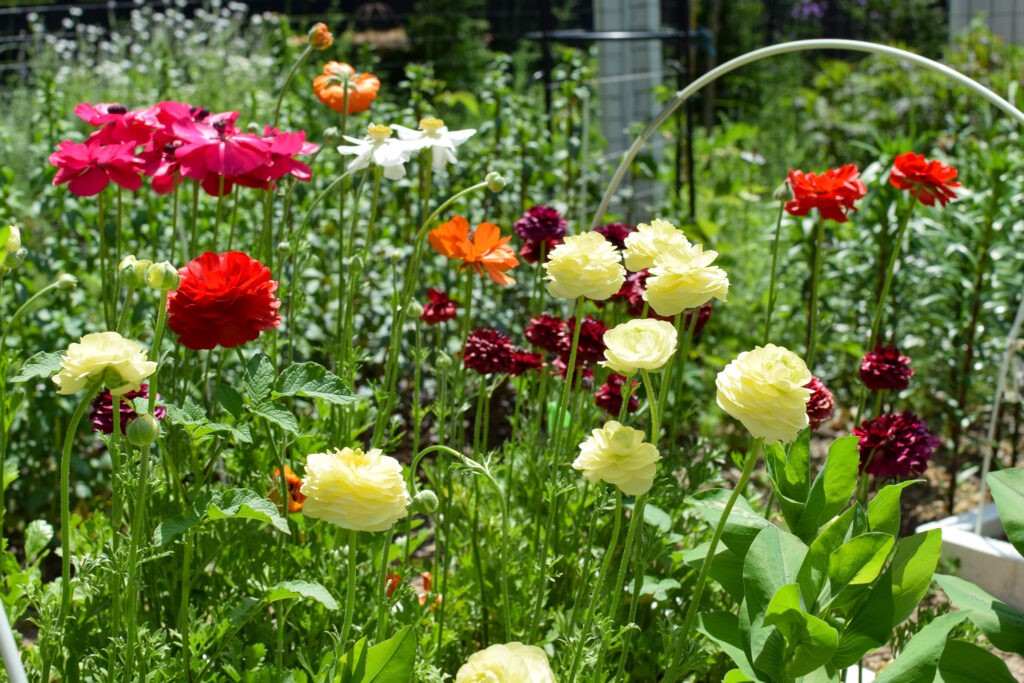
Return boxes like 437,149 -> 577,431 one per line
167,251 -> 282,350
50,140 -> 144,196
804,376 -> 834,430
270,466 -> 307,513
463,329 -> 516,375
525,313 -> 568,353
595,373 -> 640,416
889,152 -> 961,207
89,384 -> 165,435
593,222 -> 636,250
509,349 -> 544,377
420,288 -> 458,326
859,345 -> 914,391
514,205 -> 568,242
853,411 -> 940,477
557,316 -> 609,364
785,164 -> 867,223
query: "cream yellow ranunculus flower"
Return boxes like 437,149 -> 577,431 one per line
623,218 -> 692,272
643,243 -> 729,317
543,232 -> 625,301
715,344 -> 812,445
300,447 -> 410,532
455,641 -> 556,683
601,319 -> 678,376
573,421 -> 661,496
52,331 -> 157,396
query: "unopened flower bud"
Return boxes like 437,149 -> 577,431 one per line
323,126 -> 341,144
3,224 -> 21,255
412,489 -> 439,514
277,240 -> 291,255
486,171 -> 506,193
2,248 -> 26,271
772,182 -> 792,202
119,255 -> 152,288
146,261 -> 180,291
406,301 -> 423,318
56,273 -> 78,291
308,22 -> 333,50
126,413 -> 160,447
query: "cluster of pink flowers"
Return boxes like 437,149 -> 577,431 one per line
49,101 -> 318,197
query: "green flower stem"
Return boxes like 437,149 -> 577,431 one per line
340,529 -> 358,650
99,191 -> 111,327
117,287 -> 135,335
109,398 -> 123,680
172,182 -> 184,265
189,179 -> 200,261
179,531 -> 193,681
116,187 -> 124,272
272,44 -> 314,129
212,176 -> 225,252
662,438 -> 763,683
617,373 -> 636,422
567,486 -> 601,635
227,185 -> 240,251
555,297 -> 586,458
52,379 -> 102,678
854,393 -> 886,505
374,527 -> 395,641
568,490 -> 622,683
806,214 -> 826,370
763,200 -> 786,344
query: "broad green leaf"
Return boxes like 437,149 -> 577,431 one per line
11,351 -> 62,382
823,533 -> 894,607
688,489 -> 773,557
637,576 -> 680,600
889,529 -> 941,625
832,571 -> 894,667
266,580 -> 339,611
25,519 -> 53,561
723,670 -> 754,683
251,403 -> 299,436
763,583 -> 838,677
784,430 -> 811,500
798,506 -> 857,611
934,573 -> 1024,655
244,353 -> 275,402
640,503 -> 672,532
764,440 -> 807,532
215,384 -> 245,419
153,511 -> 201,545
936,640 -> 1016,682
0,226 -> 8,249
361,626 -> 416,682
201,489 -> 290,535
336,637 -> 369,683
867,480 -> 921,536
164,397 -> 207,426
872,612 -> 966,683
794,436 -> 858,540
695,612 -> 762,682
192,422 -> 252,444
988,469 -> 1024,556
682,542 -> 745,598
273,362 -> 356,406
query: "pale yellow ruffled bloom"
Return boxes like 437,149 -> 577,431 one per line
573,421 -> 661,496
455,642 -> 556,683
715,344 -> 812,445
601,319 -> 677,376
623,218 -> 692,271
643,243 -> 729,316
543,232 -> 625,301
301,447 -> 410,532
52,331 -> 157,396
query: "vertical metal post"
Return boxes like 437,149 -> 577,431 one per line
540,0 -> 554,125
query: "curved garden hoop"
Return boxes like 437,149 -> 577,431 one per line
590,38 -> 1024,229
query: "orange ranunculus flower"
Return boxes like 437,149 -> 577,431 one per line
308,22 -> 333,50
271,466 -> 307,513
312,62 -> 380,114
428,215 -> 519,285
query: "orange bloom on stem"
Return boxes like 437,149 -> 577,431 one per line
308,22 -> 333,50
312,62 -> 380,114
428,215 -> 519,285
271,466 -> 307,513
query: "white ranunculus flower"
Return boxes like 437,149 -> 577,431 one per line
300,447 -> 410,532
455,642 -> 556,683
601,319 -> 678,376
622,218 -> 692,272
543,232 -> 625,301
573,421 -> 661,496
643,243 -> 729,316
52,331 -> 157,396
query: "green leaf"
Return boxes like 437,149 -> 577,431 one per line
640,503 -> 672,532
798,506 -> 857,611
251,403 -> 299,436
794,436 -> 858,540
934,573 -> 1024,655
832,570 -> 894,667
688,489 -> 773,557
192,422 -> 252,444
637,576 -> 680,601
889,530 -> 941,625
273,362 -> 356,406
360,626 -> 416,683
266,580 -> 339,611
695,612 -> 763,682
763,583 -> 838,677
988,469 -> 1024,556
822,533 -> 894,607
723,670 -> 754,683
867,480 -> 921,536
10,351 -> 62,382
215,384 -> 245,419
937,640 -> 1017,683
201,489 -> 290,535
153,511 -> 202,545
164,397 -> 207,426
872,612 -> 966,683
336,637 -> 369,683
682,542 -> 746,598
764,437 -> 809,531
25,519 -> 53,561
244,353 -> 275,402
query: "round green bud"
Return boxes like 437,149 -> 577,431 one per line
145,261 -> 180,291
126,413 -> 160,447
119,255 -> 152,288
772,182 -> 792,202
412,490 -> 439,514
2,248 -> 26,272
485,171 -> 506,193
3,224 -> 21,255
56,273 -> 78,291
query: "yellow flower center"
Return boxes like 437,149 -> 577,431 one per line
367,123 -> 392,143
419,117 -> 444,134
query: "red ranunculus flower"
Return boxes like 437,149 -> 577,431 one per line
593,222 -> 636,250
859,345 -> 914,391
463,329 -> 516,375
89,384 -> 165,435
889,152 -> 961,207
595,373 -> 640,416
853,411 -> 940,477
509,349 -> 544,377
785,164 -> 867,223
557,316 -> 609,365
514,205 -> 568,242
551,357 -> 594,386
525,313 -> 568,353
167,251 -> 282,350
804,376 -> 834,430
519,236 -> 561,264
420,288 -> 459,325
